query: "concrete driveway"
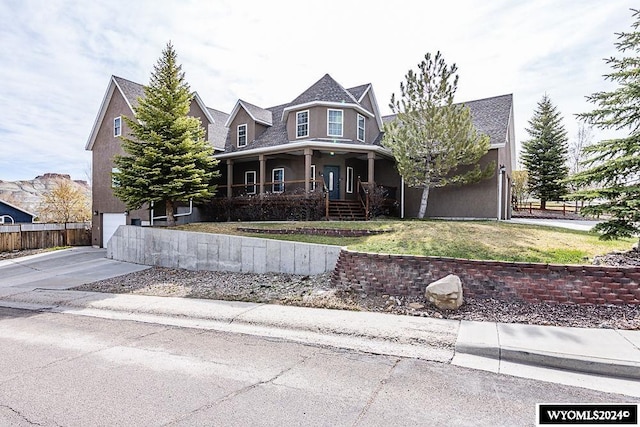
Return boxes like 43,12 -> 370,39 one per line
0,247 -> 149,296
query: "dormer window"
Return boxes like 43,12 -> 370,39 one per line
237,124 -> 247,147
357,114 -> 365,142
327,109 -> 343,137
114,116 -> 122,137
296,111 -> 309,138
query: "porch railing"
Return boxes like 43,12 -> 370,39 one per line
226,179 -> 323,197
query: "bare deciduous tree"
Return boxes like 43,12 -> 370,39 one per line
39,179 -> 91,223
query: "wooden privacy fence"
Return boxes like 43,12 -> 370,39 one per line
0,223 -> 91,252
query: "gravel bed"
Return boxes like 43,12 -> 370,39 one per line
0,249 -> 49,260
75,265 -> 640,331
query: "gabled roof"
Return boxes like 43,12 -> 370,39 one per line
224,99 -> 273,127
0,199 -> 36,218
113,76 -> 145,110
86,75 -> 218,151
290,74 -> 359,106
281,74 -> 375,122
382,94 -> 514,148
347,84 -> 370,102
463,94 -> 513,148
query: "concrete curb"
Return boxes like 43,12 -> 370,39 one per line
0,289 -> 458,363
2,289 -> 639,382
455,344 -> 640,380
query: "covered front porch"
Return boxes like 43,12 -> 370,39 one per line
214,143 -> 400,220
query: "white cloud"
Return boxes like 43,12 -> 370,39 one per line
0,0 -> 636,180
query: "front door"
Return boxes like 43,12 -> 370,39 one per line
323,166 -> 340,200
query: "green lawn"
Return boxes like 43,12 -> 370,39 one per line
177,220 -> 635,265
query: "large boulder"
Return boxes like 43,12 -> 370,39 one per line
425,274 -> 464,310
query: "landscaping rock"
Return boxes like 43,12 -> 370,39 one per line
425,274 -> 464,310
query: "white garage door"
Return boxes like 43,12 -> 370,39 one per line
102,213 -> 126,248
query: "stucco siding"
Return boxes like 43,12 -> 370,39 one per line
403,150 -> 499,219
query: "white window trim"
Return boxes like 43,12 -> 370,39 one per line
296,110 -> 309,138
237,123 -> 248,147
357,114 -> 365,142
310,164 -> 316,190
245,170 -> 257,195
346,166 -> 354,193
272,167 -> 285,193
111,167 -> 120,188
114,116 -> 122,137
327,109 -> 343,137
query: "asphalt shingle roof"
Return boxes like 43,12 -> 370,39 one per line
381,94 -> 513,147
464,94 -> 513,146
207,108 -> 230,150
239,100 -> 273,125
347,84 -> 370,101
111,74 -> 511,155
290,74 -> 359,106
113,76 -> 145,109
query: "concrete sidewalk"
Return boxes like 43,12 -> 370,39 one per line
0,287 -> 638,397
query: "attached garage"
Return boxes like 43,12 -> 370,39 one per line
102,213 -> 126,248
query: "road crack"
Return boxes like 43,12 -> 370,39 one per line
162,353 -> 312,426
0,404 -> 45,426
352,358 -> 401,426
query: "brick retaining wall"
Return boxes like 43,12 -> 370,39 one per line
237,227 -> 390,237
331,250 -> 640,305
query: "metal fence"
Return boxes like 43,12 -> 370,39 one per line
0,222 -> 91,252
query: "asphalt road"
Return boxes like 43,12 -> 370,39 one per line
0,307 -> 631,427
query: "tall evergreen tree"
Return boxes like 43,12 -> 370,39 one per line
382,51 -> 494,219
568,9 -> 640,242
521,94 -> 569,209
113,42 -> 219,226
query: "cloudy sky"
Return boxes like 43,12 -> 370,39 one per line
0,0 -> 635,182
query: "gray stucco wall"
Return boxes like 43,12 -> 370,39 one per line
107,226 -> 341,275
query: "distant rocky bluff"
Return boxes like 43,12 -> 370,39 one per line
0,173 -> 90,216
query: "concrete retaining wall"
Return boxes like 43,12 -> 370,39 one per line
107,226 -> 341,275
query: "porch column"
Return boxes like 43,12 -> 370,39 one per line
259,154 -> 266,196
367,152 -> 375,184
226,159 -> 233,199
304,148 -> 312,194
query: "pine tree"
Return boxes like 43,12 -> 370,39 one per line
568,9 -> 640,242
521,94 -> 569,210
113,42 -> 219,226
382,51 -> 494,219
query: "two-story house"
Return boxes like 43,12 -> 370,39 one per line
86,73 -> 515,247
85,76 -> 228,247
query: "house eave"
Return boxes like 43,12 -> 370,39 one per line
281,101 -> 375,122
215,140 -> 392,160
85,76 -> 135,151
224,100 -> 273,128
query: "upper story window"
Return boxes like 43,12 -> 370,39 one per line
113,116 -> 122,137
327,109 -> 343,137
357,114 -> 365,142
237,124 -> 247,147
296,111 -> 309,138
111,167 -> 120,188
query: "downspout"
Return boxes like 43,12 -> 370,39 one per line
400,177 -> 405,219
497,165 -> 505,220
